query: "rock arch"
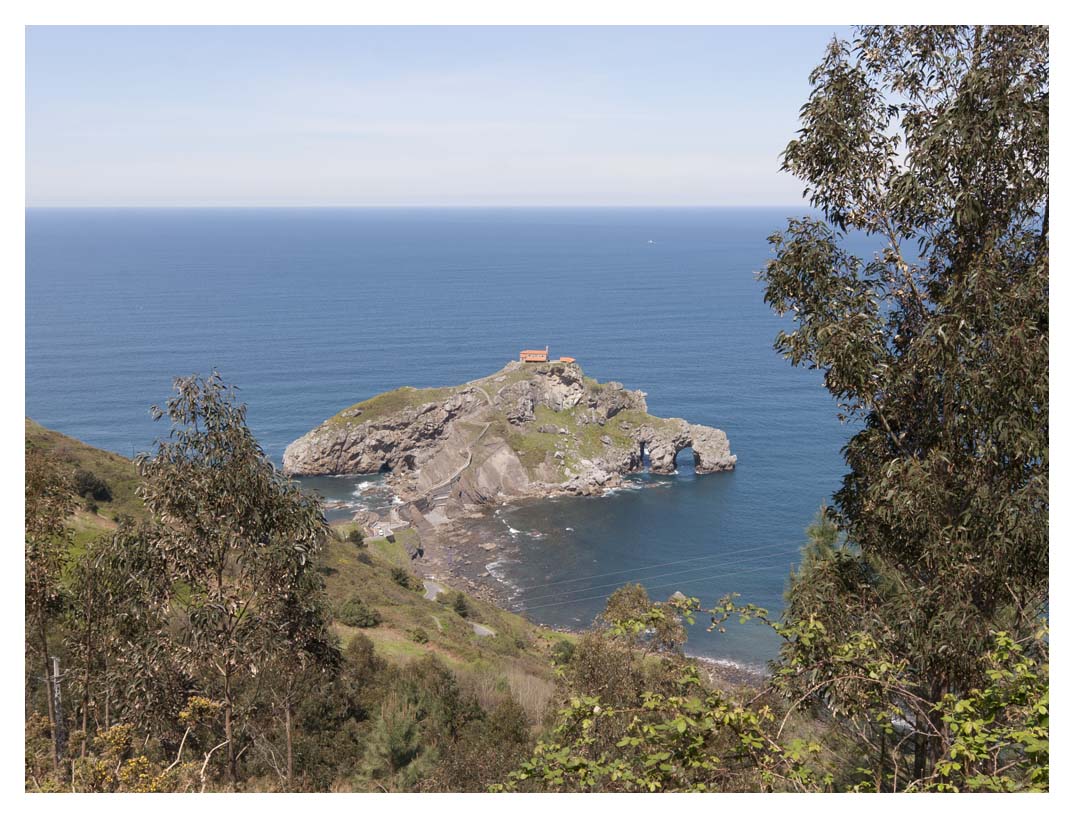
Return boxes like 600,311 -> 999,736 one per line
634,421 -> 737,475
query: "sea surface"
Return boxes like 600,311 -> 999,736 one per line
26,207 -> 871,671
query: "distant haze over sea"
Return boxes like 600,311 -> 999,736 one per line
26,207 -> 869,667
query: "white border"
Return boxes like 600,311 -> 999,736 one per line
4,3 -> 1065,815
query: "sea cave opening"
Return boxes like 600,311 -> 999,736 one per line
675,446 -> 697,476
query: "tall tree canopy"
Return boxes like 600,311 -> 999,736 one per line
761,25 -> 1048,786
137,372 -> 334,783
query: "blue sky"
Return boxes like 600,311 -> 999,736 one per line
26,26 -> 851,207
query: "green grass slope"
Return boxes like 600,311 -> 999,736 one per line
26,418 -> 145,548
320,524 -> 567,718
25,418 -> 569,710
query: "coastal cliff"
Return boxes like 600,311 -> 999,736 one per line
284,361 -> 735,524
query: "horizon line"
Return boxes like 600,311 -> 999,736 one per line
26,202 -> 811,210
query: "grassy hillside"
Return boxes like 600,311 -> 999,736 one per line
320,526 -> 566,719
25,417 -> 568,717
25,418 -> 145,549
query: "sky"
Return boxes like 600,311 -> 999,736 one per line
26,25 -> 851,207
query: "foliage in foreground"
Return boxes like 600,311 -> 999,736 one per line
504,25 -> 1048,793
500,584 -> 1047,793
760,23 -> 1048,784
24,376 -> 538,792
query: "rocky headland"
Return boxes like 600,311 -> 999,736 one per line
284,360 -> 736,532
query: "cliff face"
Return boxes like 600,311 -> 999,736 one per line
283,361 -> 735,520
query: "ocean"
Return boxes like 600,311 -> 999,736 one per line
26,207 -> 866,670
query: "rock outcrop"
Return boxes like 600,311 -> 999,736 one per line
283,389 -> 480,476
284,361 -> 736,525
635,421 -> 737,474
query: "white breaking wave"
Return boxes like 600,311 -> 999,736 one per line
603,482 -> 644,496
485,557 -> 522,601
685,652 -> 767,680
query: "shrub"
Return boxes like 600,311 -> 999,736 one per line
551,639 -> 576,666
347,528 -> 366,548
391,567 -> 418,590
73,468 -> 112,502
338,595 -> 381,628
410,628 -> 429,644
432,697 -> 533,791
344,633 -> 383,679
452,592 -> 470,619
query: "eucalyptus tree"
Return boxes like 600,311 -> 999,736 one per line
64,522 -> 184,748
65,535 -> 110,757
264,568 -> 339,789
761,25 -> 1048,784
137,372 -> 330,783
25,442 -> 74,765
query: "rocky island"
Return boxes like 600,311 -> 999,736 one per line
284,359 -> 736,533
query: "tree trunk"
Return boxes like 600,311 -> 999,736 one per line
39,620 -> 57,769
285,702 -> 293,790
912,727 -> 926,783
224,670 -> 237,784
80,693 -> 89,758
52,655 -> 67,762
877,728 -> 886,792
82,585 -> 95,756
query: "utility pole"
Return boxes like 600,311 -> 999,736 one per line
51,656 -> 67,762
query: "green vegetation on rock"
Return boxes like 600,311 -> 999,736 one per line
325,384 -> 461,428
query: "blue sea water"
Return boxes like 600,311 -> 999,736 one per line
26,207 -> 866,669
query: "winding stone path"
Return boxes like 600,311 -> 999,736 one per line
423,579 -> 492,636
422,579 -> 445,601
426,420 -> 491,503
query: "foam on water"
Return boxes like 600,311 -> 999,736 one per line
686,652 -> 768,680
602,482 -> 645,496
485,556 -> 523,602
291,473 -> 400,522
